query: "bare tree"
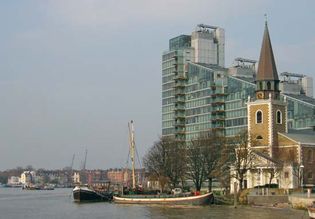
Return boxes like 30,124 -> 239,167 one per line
164,138 -> 187,188
143,137 -> 186,191
229,131 -> 255,190
202,132 -> 226,191
186,137 -> 207,192
263,162 -> 282,186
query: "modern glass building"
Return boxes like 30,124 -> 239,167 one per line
162,25 -> 315,141
162,25 -> 225,140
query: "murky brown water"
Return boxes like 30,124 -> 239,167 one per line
0,188 -> 307,219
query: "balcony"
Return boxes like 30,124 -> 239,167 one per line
212,109 -> 225,114
211,101 -> 225,106
174,106 -> 185,111
175,91 -> 185,96
175,121 -> 185,127
175,112 -> 185,118
174,82 -> 185,88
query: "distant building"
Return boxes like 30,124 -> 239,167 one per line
20,171 -> 36,184
107,168 -> 145,187
73,171 -> 81,184
86,169 -> 108,185
7,176 -> 21,186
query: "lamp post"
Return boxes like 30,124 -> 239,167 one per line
299,164 -> 304,188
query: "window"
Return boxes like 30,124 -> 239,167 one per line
259,82 -> 263,90
256,135 -> 263,140
256,110 -> 263,124
307,149 -> 313,163
307,171 -> 313,180
284,172 -> 289,178
276,110 -> 282,124
267,81 -> 271,90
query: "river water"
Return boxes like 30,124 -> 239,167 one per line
0,188 -> 308,219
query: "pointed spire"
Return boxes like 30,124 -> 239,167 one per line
256,21 -> 279,81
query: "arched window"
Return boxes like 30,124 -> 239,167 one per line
276,110 -> 282,124
259,82 -> 263,90
256,135 -> 263,140
256,110 -> 263,124
267,81 -> 271,90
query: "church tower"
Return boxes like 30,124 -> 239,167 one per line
248,21 -> 287,157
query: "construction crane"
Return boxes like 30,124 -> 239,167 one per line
70,154 -> 75,170
82,149 -> 88,170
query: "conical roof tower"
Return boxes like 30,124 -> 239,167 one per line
255,21 -> 280,100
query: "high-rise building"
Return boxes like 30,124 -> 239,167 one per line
162,25 -> 225,140
162,24 -> 315,141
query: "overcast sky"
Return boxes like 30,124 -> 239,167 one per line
0,0 -> 314,170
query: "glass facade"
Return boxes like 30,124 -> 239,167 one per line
185,63 -> 226,141
169,35 -> 191,51
162,62 -> 315,140
162,43 -> 194,138
225,77 -> 255,136
284,94 -> 315,129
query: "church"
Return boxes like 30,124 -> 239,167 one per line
230,21 -> 315,192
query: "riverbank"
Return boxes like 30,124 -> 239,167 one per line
0,187 -> 307,219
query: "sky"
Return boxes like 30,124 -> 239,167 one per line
0,0 -> 314,171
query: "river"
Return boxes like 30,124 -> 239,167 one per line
0,188 -> 308,219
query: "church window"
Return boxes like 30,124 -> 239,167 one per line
307,149 -> 313,163
267,81 -> 271,90
307,171 -> 313,179
256,110 -> 263,124
276,110 -> 282,124
259,82 -> 263,90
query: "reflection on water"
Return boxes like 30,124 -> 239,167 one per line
0,188 -> 307,219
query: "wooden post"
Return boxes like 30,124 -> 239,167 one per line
234,182 -> 238,208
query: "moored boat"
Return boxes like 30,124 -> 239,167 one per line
73,185 -> 112,202
113,192 -> 213,205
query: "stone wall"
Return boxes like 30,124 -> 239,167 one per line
247,195 -> 288,205
289,196 -> 315,209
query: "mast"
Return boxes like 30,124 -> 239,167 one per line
128,120 -> 136,189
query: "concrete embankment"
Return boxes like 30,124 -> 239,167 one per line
289,195 -> 315,209
247,195 -> 288,206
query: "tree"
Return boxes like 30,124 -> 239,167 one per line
143,137 -> 186,191
263,162 -> 282,186
229,131 -> 255,190
186,137 -> 207,192
202,132 -> 226,192
164,139 -> 187,188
